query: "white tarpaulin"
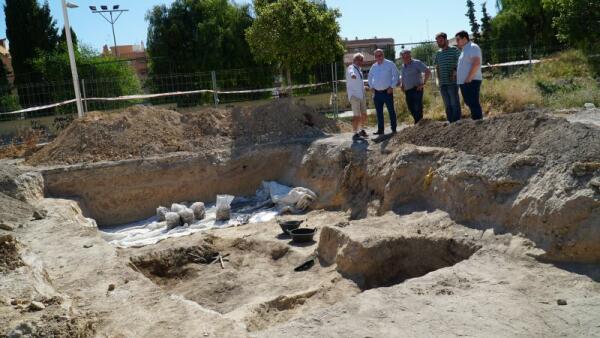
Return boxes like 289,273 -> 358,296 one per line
100,181 -> 316,248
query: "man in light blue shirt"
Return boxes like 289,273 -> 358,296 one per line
368,49 -> 400,134
456,30 -> 483,120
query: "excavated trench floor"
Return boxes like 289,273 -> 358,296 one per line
117,210 -> 481,333
124,229 -> 360,332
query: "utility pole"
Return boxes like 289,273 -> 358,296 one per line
89,5 -> 128,57
61,0 -> 84,118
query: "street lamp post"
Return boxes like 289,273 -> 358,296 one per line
89,5 -> 128,57
61,0 -> 84,118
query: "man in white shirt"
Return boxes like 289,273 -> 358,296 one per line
368,48 -> 400,134
455,30 -> 483,120
346,53 -> 368,139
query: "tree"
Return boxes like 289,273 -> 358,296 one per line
59,27 -> 78,52
0,61 -> 9,90
383,44 -> 396,61
487,0 -> 560,62
32,46 -> 141,111
0,61 -> 21,113
409,43 -> 438,66
4,0 -> 59,84
492,0 -> 558,45
543,0 -> 600,50
481,3 -> 492,36
465,0 -> 481,42
480,3 -> 493,61
146,0 -> 258,75
246,0 -> 344,88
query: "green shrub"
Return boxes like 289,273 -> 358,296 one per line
0,94 -> 22,113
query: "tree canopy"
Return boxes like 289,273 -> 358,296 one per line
410,43 -> 437,66
59,27 -> 79,52
543,0 -> 600,49
0,61 -> 9,90
32,46 -> 141,111
476,0 -> 598,62
246,0 -> 344,82
146,0 -> 258,75
466,0 -> 481,42
4,0 -> 59,84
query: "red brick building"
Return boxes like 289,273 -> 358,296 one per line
0,39 -> 14,85
102,42 -> 149,80
343,37 -> 395,67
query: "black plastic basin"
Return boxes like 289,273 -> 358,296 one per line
289,228 -> 316,243
278,220 -> 303,234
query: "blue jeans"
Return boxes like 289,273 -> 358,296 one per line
404,88 -> 423,123
440,84 -> 462,122
459,80 -> 483,120
373,90 -> 397,132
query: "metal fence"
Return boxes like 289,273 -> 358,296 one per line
0,63 -> 340,145
0,43 -> 587,146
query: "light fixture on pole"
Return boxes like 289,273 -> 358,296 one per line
61,0 -> 84,118
89,4 -> 129,57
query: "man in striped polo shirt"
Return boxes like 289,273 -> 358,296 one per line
434,32 -> 462,123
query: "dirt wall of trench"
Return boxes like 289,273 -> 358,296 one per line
41,144 -> 307,226
30,111 -> 600,262
292,114 -> 600,263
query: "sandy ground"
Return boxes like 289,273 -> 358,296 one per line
1,107 -> 599,337
2,192 -> 599,337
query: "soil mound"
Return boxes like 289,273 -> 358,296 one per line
27,100 -> 349,165
392,111 -> 600,164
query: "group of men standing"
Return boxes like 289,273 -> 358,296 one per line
346,30 -> 483,139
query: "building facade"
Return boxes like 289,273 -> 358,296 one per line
343,37 -> 395,67
0,39 -> 14,85
102,42 -> 149,80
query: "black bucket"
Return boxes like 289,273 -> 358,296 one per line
289,228 -> 316,243
278,220 -> 303,234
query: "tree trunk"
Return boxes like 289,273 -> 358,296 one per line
286,67 -> 292,97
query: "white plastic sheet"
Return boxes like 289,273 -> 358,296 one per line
100,181 -> 317,248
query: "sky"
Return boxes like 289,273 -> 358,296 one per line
0,0 -> 498,53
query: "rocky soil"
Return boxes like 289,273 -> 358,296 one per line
392,110 -> 600,164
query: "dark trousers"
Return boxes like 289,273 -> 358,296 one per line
373,90 -> 397,132
459,80 -> 483,120
404,88 -> 424,123
440,84 -> 462,123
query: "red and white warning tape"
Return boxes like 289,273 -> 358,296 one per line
0,82 -> 329,116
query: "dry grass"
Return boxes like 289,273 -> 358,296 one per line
481,77 -> 543,116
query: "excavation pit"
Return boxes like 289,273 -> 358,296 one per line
124,211 -> 484,332
127,235 -> 360,332
318,222 -> 482,290
3,104 -> 600,336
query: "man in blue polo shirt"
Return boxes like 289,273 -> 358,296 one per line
400,49 -> 431,124
368,48 -> 400,134
455,30 -> 483,120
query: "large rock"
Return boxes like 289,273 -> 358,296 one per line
0,163 -> 44,203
